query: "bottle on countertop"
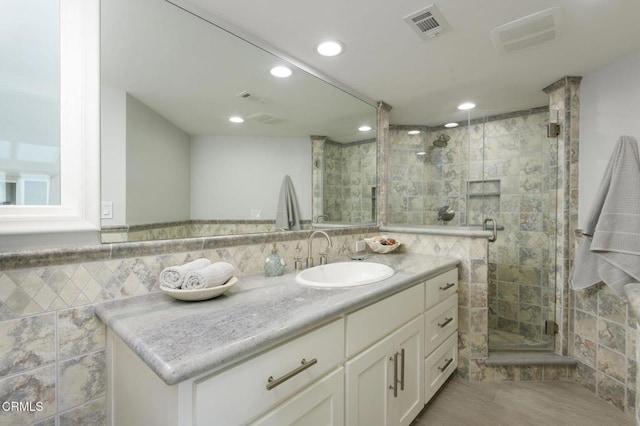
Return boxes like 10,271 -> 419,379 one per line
265,243 -> 286,277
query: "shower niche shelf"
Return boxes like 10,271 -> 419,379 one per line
467,179 -> 501,226
467,179 -> 501,197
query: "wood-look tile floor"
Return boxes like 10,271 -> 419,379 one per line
411,378 -> 635,426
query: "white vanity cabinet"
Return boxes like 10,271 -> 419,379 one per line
106,267 -> 459,426
423,269 -> 458,402
345,316 -> 424,426
108,318 -> 345,426
250,367 -> 344,426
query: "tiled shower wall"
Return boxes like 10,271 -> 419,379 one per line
387,110 -> 557,347
546,77 -> 638,415
387,125 -> 469,226
0,229 -> 374,426
478,110 -> 557,346
313,138 -> 376,223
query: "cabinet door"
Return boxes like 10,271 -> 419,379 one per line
391,316 -> 424,426
251,368 -> 344,426
345,330 -> 395,426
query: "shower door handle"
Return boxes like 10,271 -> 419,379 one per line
483,218 -> 497,242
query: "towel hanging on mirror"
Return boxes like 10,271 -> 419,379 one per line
275,175 -> 301,231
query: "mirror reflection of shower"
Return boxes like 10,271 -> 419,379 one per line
432,134 -> 450,147
416,133 -> 451,158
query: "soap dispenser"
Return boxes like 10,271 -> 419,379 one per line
265,243 -> 286,276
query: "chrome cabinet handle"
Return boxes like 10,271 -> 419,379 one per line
399,348 -> 405,391
266,358 -> 318,390
438,358 -> 453,372
438,317 -> 454,328
393,352 -> 399,398
439,282 -> 455,291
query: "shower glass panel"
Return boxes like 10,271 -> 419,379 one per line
481,108 -> 559,351
387,108 -> 558,351
387,123 -> 470,226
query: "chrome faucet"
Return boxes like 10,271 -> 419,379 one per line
307,230 -> 332,268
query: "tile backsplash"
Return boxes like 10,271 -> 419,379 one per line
0,227 -> 376,425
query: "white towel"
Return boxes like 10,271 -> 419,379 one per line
275,175 -> 301,231
571,136 -> 640,295
159,258 -> 211,289
182,262 -> 235,290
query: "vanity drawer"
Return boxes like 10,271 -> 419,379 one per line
193,318 -> 345,426
346,284 -> 424,357
424,331 -> 458,403
425,268 -> 458,310
424,294 -> 458,356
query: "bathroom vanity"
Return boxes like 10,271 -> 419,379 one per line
97,253 -> 459,425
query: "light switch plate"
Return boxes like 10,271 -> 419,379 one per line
250,209 -> 262,219
101,201 -> 113,219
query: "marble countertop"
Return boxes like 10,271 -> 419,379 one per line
95,252 -> 459,385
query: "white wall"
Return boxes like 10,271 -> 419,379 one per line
100,86 -> 127,226
126,94 -> 191,225
191,135 -> 311,220
579,48 -> 640,225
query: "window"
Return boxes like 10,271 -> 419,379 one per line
0,0 -> 100,236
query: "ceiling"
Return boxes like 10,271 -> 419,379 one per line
101,0 -> 376,142
184,0 -> 640,127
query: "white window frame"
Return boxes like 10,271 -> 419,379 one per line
0,0 -> 100,235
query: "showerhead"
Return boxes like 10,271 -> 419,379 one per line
433,134 -> 450,147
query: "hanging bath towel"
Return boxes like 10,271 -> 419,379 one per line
571,135 -> 640,295
275,175 -> 301,231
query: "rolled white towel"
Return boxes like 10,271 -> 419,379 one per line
159,258 -> 212,289
182,262 -> 235,290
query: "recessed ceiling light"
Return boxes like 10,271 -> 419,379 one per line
270,66 -> 292,78
316,40 -> 344,57
457,102 -> 476,110
444,122 -> 459,128
229,116 -> 244,123
358,125 -> 372,132
408,130 -> 421,135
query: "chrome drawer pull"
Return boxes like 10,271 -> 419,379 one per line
399,348 -> 405,391
438,317 -> 454,328
438,358 -> 453,372
392,352 -> 399,398
439,282 -> 455,291
266,358 -> 318,390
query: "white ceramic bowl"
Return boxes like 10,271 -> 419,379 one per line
159,276 -> 238,301
364,237 -> 401,254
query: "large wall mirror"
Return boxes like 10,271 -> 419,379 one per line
100,0 -> 377,243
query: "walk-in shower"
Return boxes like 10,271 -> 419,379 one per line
387,107 -> 558,352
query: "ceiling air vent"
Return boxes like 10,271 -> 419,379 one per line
404,5 -> 451,40
247,112 -> 284,125
490,7 -> 565,55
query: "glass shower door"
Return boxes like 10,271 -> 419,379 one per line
481,108 -> 558,351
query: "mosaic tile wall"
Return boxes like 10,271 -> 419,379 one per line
0,229 -> 375,426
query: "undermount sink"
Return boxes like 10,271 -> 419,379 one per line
295,262 -> 394,288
